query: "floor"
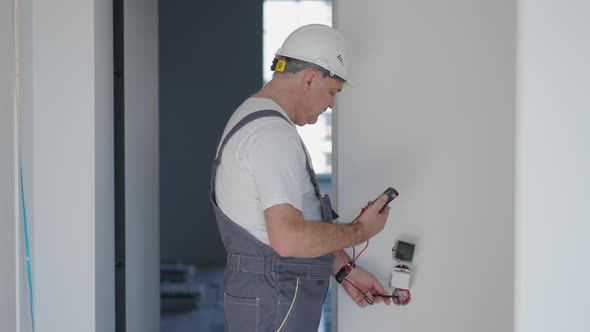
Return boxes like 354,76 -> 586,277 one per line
161,265 -> 332,332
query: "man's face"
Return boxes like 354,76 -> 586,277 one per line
303,73 -> 344,125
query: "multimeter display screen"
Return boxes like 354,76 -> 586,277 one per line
395,241 -> 415,262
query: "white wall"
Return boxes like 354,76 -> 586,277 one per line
3,1 -> 160,331
334,1 -> 516,331
123,0 -> 160,331
516,1 -> 590,331
17,0 -> 33,329
1,0 -> 17,330
16,0 -> 114,331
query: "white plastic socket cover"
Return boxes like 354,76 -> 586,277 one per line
390,267 -> 411,290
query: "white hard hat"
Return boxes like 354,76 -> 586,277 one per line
275,24 -> 353,83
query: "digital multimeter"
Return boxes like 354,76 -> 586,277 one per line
369,187 -> 399,212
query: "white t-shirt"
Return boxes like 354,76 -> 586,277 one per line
215,97 -> 322,245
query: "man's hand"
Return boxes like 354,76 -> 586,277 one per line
341,266 -> 392,307
357,194 -> 391,241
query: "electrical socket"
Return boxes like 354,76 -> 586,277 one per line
389,266 -> 411,289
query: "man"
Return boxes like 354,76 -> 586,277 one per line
210,24 -> 392,332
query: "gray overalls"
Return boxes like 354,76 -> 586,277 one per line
210,110 -> 339,332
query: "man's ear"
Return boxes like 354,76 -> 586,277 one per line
302,70 -> 318,92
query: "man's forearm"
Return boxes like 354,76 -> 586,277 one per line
265,201 -> 389,258
270,219 -> 368,258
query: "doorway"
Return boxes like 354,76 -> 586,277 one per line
155,1 -> 334,331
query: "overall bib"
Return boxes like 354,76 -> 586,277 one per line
210,110 -> 339,332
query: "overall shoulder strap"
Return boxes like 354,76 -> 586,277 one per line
214,110 -> 288,162
210,109 -> 322,199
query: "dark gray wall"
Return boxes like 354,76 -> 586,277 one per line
160,1 -> 263,264
124,0 -> 160,330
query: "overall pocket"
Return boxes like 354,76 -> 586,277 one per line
276,277 -> 328,332
224,292 -> 260,332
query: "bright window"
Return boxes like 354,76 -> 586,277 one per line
263,0 -> 333,175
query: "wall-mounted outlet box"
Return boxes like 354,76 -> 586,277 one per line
393,241 -> 415,262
